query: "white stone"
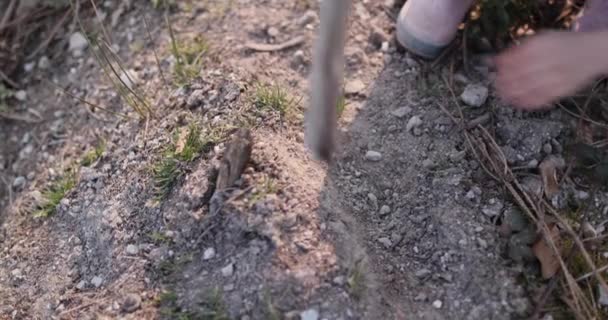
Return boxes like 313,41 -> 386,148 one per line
406,116 -> 423,132
460,84 -> 488,107
14,90 -> 27,101
69,32 -> 89,53
203,247 -> 216,260
365,150 -> 382,162
432,300 -> 443,309
91,276 -> 104,288
300,308 -> 319,320
221,263 -> 234,277
126,244 -> 139,255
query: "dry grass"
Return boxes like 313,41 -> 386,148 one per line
438,74 -> 608,320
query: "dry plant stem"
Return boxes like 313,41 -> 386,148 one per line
557,102 -> 608,130
441,74 -> 601,318
576,264 -> 608,283
88,0 -> 113,44
98,41 -> 151,113
143,14 -> 170,91
0,0 -> 17,31
544,201 -> 608,293
26,9 -> 72,60
45,80 -> 131,119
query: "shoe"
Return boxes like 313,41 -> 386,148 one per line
395,0 -> 475,59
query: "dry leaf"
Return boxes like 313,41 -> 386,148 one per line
532,224 -> 561,279
538,156 -> 564,199
174,128 -> 189,155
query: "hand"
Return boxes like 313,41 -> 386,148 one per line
494,31 -> 608,110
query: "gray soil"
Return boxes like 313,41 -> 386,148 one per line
1,1 -> 607,320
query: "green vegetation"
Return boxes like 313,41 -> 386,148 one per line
347,260 -> 366,300
158,288 -> 229,320
166,14 -> 209,85
336,94 -> 346,118
153,123 -> 225,200
34,170 -> 77,217
81,140 -> 106,167
252,83 -> 298,117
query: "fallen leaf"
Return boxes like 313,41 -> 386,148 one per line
532,224 -> 561,279
538,156 -> 564,199
174,128 -> 189,155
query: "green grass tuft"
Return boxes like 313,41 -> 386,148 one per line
158,288 -> 228,320
166,14 -> 209,86
153,156 -> 181,200
34,170 -> 77,217
347,260 -> 366,300
252,83 -> 297,116
336,94 -> 346,118
81,140 -> 106,167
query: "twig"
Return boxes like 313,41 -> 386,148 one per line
576,264 -> 608,282
26,9 -> 72,60
143,14 -> 170,92
244,36 -> 305,52
0,0 -> 17,31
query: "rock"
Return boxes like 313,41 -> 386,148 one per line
23,62 -> 35,72
221,263 -> 234,277
38,56 -> 50,69
69,32 -> 89,54
391,106 -> 412,118
91,276 -> 104,288
378,237 -> 392,248
414,293 -> 427,301
415,268 -> 431,278
345,79 -> 365,95
120,293 -> 141,313
14,90 -> 27,102
365,150 -> 382,162
300,308 -> 319,320
203,247 -> 216,260
598,284 -> 608,306
542,143 -> 553,154
12,176 -> 26,190
333,276 -> 346,285
126,244 -> 139,256
369,26 -> 388,49
292,50 -> 306,66
422,159 -> 436,169
379,205 -> 391,217
432,300 -> 443,309
76,280 -> 86,290
482,199 -> 503,218
477,237 -> 488,249
406,116 -> 423,132
11,269 -> 22,278
460,84 -> 488,107
187,89 -> 206,108
297,11 -> 318,26
267,26 -> 280,37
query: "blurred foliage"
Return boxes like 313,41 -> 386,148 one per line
466,0 -> 583,52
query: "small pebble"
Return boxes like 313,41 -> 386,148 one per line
300,308 -> 319,320
221,263 -> 234,277
379,205 -> 391,216
391,106 -> 412,118
14,90 -> 27,101
432,300 -> 443,309
12,176 -> 26,190
365,150 -> 382,162
460,84 -> 488,107
91,276 -> 104,288
126,244 -> 139,255
406,116 -> 423,132
203,247 -> 216,260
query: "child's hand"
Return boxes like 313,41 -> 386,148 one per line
494,31 -> 607,110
